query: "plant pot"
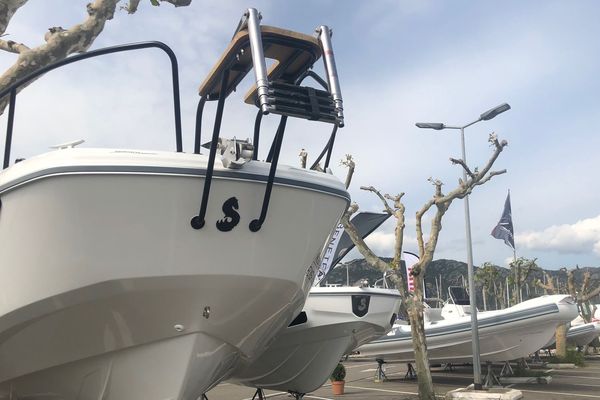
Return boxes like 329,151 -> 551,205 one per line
331,380 -> 345,395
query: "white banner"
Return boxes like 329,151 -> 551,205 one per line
313,223 -> 345,285
403,251 -> 419,293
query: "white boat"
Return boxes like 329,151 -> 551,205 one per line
567,322 -> 600,347
544,320 -> 600,348
357,288 -> 578,363
0,9 -> 349,400
229,286 -> 401,397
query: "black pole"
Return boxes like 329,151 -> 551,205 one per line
3,89 -> 16,169
194,96 -> 207,154
191,70 -> 230,230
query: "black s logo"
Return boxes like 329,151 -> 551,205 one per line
216,197 -> 240,232
351,295 -> 371,317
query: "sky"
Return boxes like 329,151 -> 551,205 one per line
2,0 -> 600,269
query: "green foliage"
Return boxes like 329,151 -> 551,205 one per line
547,349 -> 585,366
330,363 -> 346,381
150,0 -> 160,5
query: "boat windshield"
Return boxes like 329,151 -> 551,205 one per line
448,286 -> 470,305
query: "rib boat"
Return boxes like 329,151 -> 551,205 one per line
230,286 -> 401,399
357,288 -> 578,363
0,8 -> 349,399
567,321 -> 600,347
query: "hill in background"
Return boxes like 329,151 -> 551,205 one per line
323,258 -> 600,308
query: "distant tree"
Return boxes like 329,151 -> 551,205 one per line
341,133 -> 508,400
566,268 -> 600,323
0,0 -> 191,114
508,257 -> 538,304
536,270 -> 569,357
476,262 -> 503,310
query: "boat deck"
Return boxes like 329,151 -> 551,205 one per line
208,355 -> 600,400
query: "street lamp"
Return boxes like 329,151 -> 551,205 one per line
416,102 -> 510,390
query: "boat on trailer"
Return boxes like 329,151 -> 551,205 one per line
356,287 -> 578,363
567,321 -> 600,347
0,8 -> 349,400
543,320 -> 600,349
229,286 -> 401,399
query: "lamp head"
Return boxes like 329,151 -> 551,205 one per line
416,122 -> 445,130
480,103 -> 511,121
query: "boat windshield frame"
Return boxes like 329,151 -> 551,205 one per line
0,41 -> 183,170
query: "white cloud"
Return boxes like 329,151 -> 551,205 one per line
364,226 -> 418,257
516,215 -> 600,256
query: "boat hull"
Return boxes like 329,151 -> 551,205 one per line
567,322 -> 600,347
0,149 -> 349,398
230,287 -> 401,394
357,295 -> 578,363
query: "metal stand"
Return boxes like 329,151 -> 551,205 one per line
252,388 -> 266,400
201,394 -> 209,400
289,391 -> 305,399
500,361 -> 514,377
483,362 -> 501,388
518,357 -> 529,371
443,363 -> 455,372
405,362 -> 417,380
375,358 -> 388,382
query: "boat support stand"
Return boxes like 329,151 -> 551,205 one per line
500,361 -> 514,377
289,391 -> 305,399
374,358 -> 388,382
252,388 -> 266,400
483,361 -> 502,387
405,363 -> 417,380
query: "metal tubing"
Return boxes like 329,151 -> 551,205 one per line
253,110 -> 263,160
3,89 -> 16,169
194,95 -> 208,154
295,70 -> 329,90
461,126 -> 483,389
323,124 -> 338,169
310,125 -> 336,170
246,8 -> 270,114
249,116 -> 288,232
317,25 -> 344,127
0,41 -> 184,170
191,69 -> 230,230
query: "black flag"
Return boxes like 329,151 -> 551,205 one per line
491,192 -> 515,249
332,212 -> 391,266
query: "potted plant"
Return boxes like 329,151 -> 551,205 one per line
330,362 -> 346,395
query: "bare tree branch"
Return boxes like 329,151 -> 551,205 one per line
360,186 -> 394,214
450,157 -> 475,179
581,271 -> 591,295
567,269 -> 576,297
340,208 -> 389,274
0,0 -> 28,36
340,154 -> 355,189
0,0 -> 195,115
299,148 -> 307,169
581,283 -> 600,302
0,0 -> 120,114
125,0 -> 191,13
0,38 -> 29,53
535,270 -> 556,295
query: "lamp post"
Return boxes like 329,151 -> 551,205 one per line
416,103 -> 510,390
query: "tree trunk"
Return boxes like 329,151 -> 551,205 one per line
555,323 -> 568,358
482,286 -> 487,311
407,299 -> 436,400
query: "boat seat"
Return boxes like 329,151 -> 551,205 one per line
198,25 -> 322,101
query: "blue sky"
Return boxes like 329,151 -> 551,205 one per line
2,1 -> 600,269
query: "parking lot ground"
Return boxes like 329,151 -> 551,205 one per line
207,356 -> 600,399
